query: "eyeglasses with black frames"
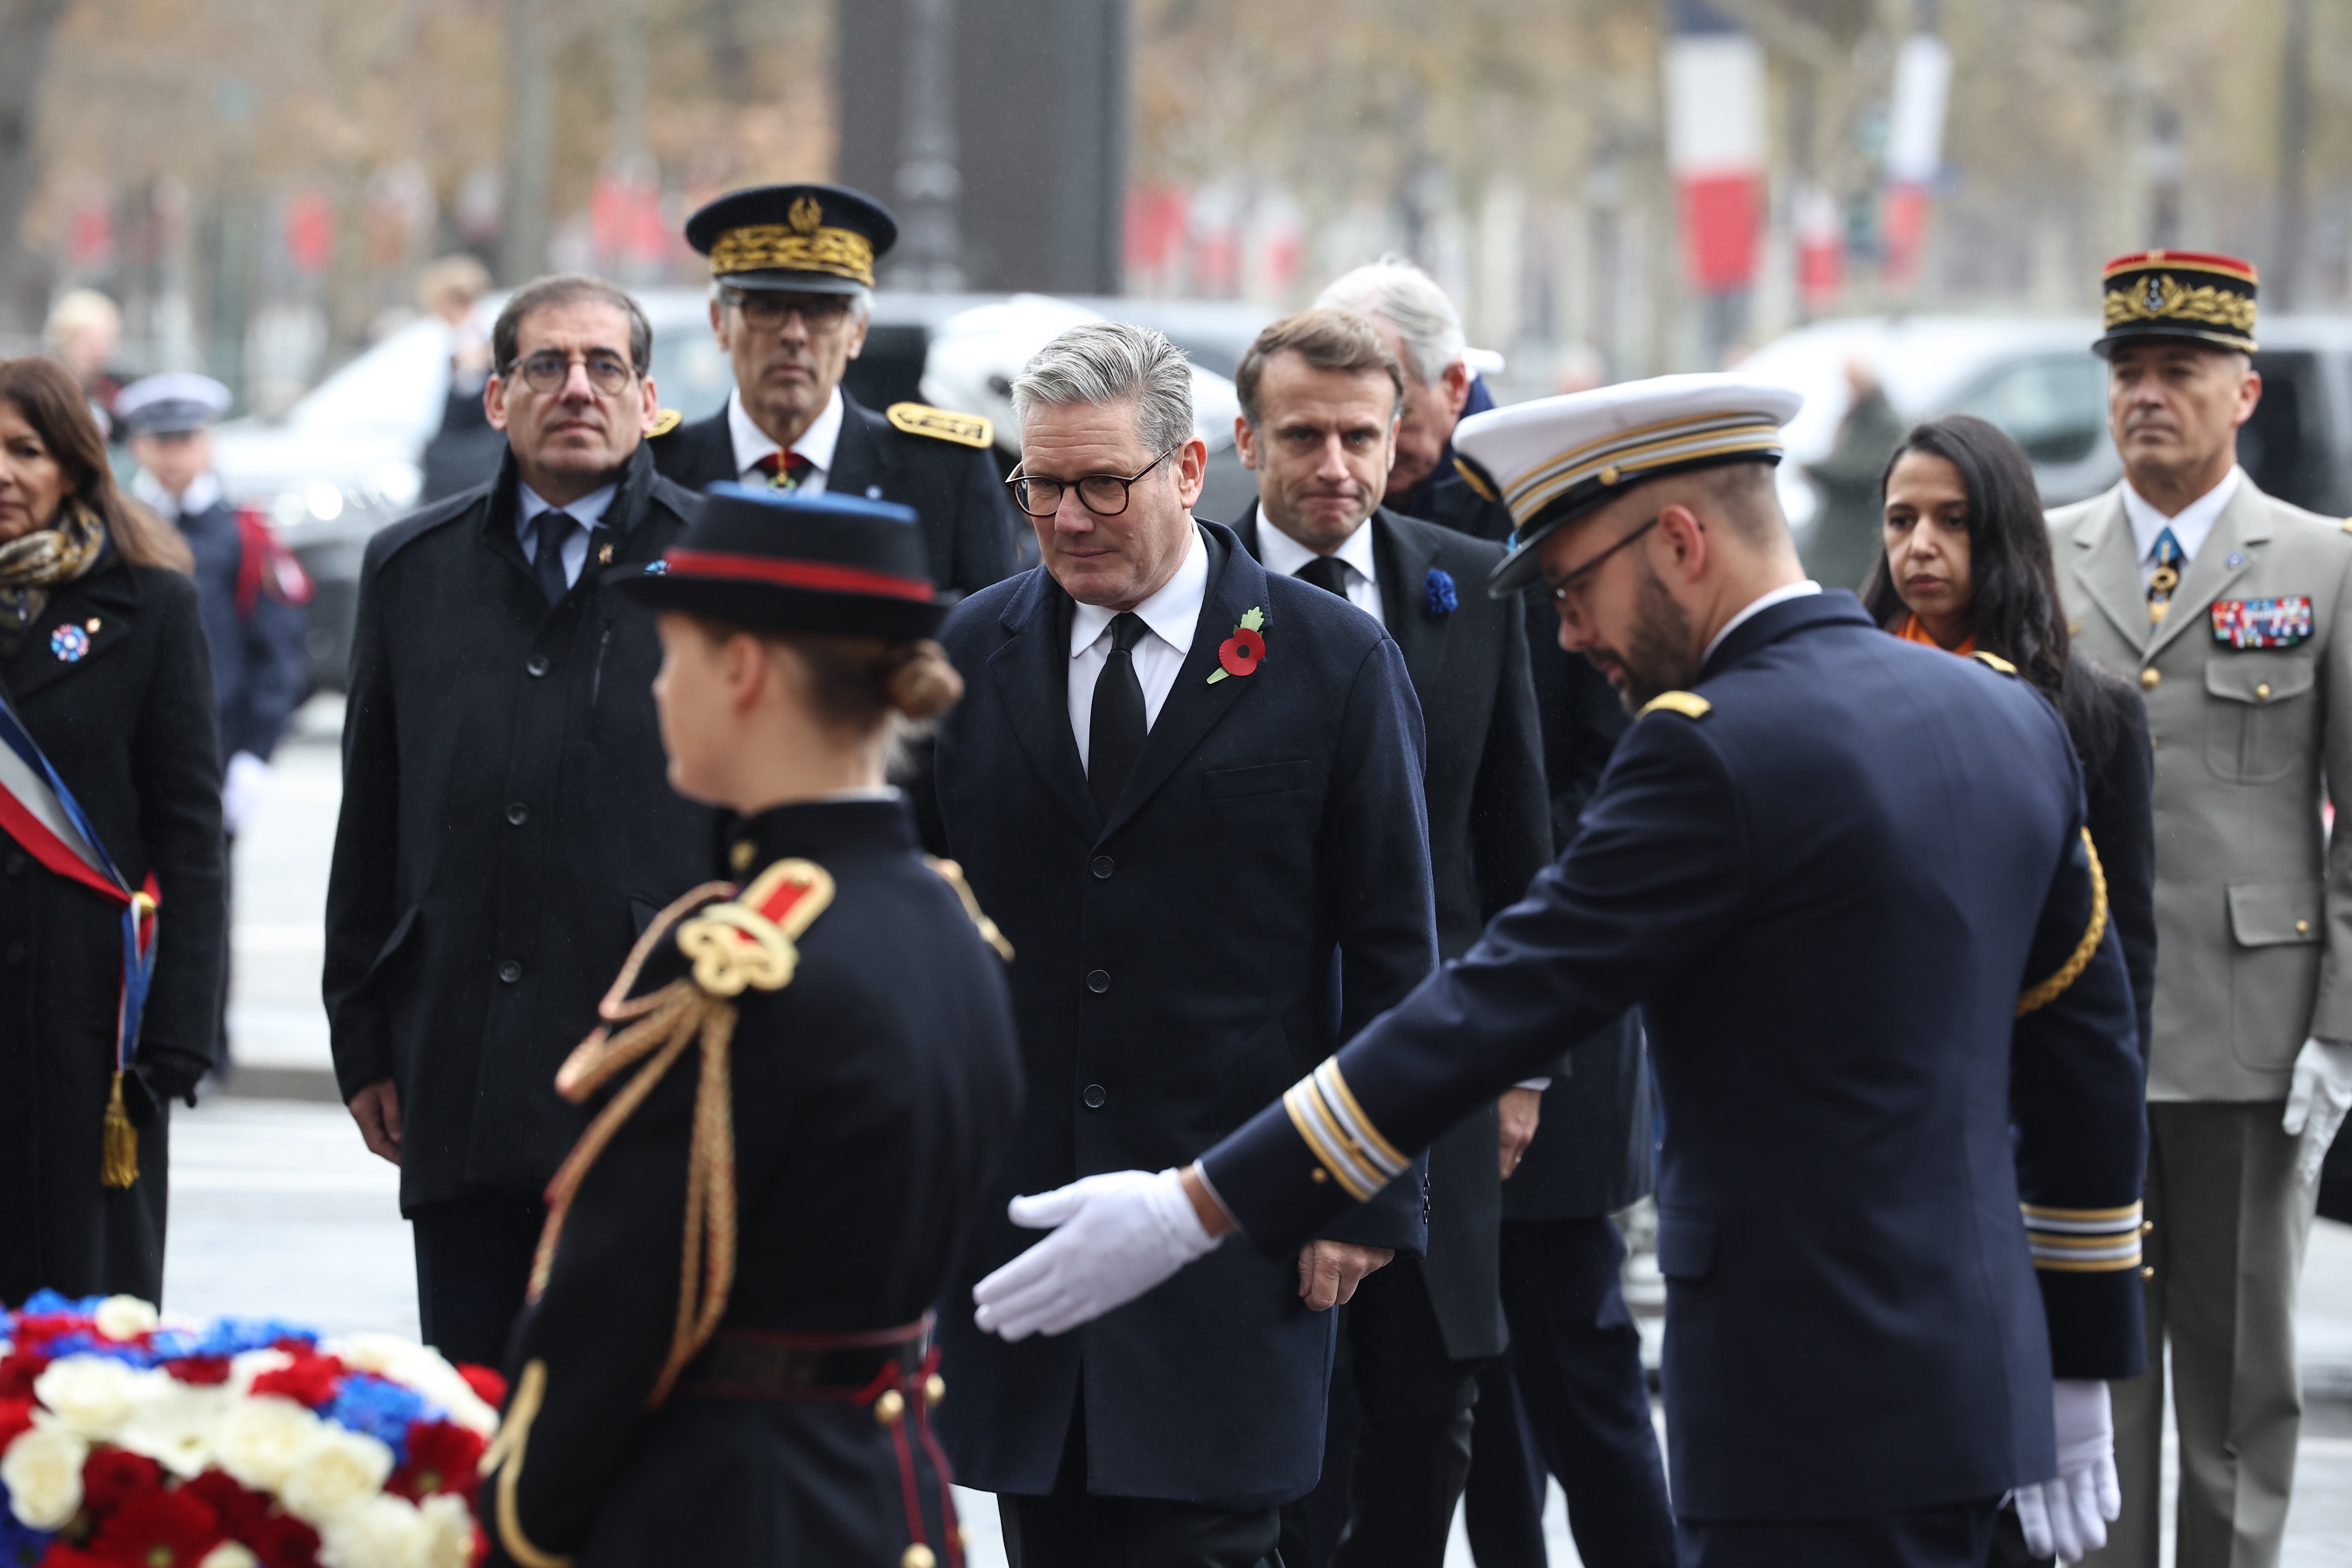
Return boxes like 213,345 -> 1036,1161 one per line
1545,514 -> 1661,628
505,350 -> 638,397
1005,449 -> 1179,521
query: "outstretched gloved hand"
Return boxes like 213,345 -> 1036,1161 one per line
971,1168 -> 1225,1340
2013,1379 -> 2120,1563
2284,1037 -> 2352,1188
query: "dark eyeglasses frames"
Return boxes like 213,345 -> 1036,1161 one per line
1005,448 -> 1178,520
505,351 -> 638,396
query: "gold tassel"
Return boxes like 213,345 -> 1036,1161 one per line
100,1071 -> 139,1189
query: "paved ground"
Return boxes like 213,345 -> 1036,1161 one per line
181,708 -> 2352,1566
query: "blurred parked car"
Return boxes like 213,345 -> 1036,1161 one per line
211,289 -> 1269,692
1740,314 -> 2352,552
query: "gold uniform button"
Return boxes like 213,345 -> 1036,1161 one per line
1310,1167 -> 1328,1184
2297,919 -> 2311,935
925,1372 -> 947,1407
2257,683 -> 2272,701
2139,668 -> 2161,690
730,840 -> 757,872
2141,1265 -> 2156,1279
873,1389 -> 906,1426
904,1546 -> 938,1568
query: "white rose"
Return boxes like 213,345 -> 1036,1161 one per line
316,1494 -> 425,1568
115,1378 -> 229,1477
1,1419 -> 89,1530
410,1494 -> 477,1568
199,1546 -> 261,1568
214,1394 -> 323,1492
32,1355 -> 151,1440
93,1295 -> 161,1341
281,1423 -> 396,1526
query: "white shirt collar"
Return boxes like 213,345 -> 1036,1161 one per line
517,479 -> 619,529
1070,525 -> 1212,660
1703,579 -> 1824,664
1256,506 -> 1380,589
728,385 -> 844,479
2123,465 -> 2243,566
134,470 -> 221,518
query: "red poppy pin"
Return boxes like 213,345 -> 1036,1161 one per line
1208,606 -> 1267,684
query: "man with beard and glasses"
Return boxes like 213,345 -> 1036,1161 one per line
965,374 -> 2152,1568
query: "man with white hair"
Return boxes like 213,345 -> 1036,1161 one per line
650,182 -> 1016,593
928,320 -> 1439,1567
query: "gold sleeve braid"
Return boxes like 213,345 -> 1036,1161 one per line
2016,830 -> 2108,1018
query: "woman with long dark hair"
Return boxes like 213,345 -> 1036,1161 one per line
1864,413 -> 2156,1055
0,355 -> 225,1307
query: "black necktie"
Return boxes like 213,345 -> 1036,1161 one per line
1089,612 -> 1148,818
1297,555 -> 1351,599
532,511 -> 577,606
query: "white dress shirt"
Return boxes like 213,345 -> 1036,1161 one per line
1258,511 -> 1385,628
2123,465 -> 2243,588
515,480 -> 618,589
133,470 -> 222,521
728,385 -> 844,495
1703,579 -> 1823,664
1067,527 -> 1211,771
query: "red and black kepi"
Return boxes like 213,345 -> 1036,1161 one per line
619,482 -> 948,640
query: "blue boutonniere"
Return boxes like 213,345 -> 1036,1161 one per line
1424,567 -> 1458,619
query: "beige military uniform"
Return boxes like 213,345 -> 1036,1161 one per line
2050,475 -> 2347,1568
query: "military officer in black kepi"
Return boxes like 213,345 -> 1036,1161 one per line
652,183 -> 1018,597
481,482 -> 1024,1568
967,376 -> 2153,1568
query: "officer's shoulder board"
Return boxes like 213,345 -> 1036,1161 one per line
648,408 -> 685,439
928,856 -> 1015,961
887,401 -> 993,450
1969,650 -> 2019,676
671,858 -> 836,999
1636,690 -> 1711,721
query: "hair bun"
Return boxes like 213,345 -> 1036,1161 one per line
887,641 -> 964,720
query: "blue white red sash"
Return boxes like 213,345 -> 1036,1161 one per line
0,686 -> 160,1072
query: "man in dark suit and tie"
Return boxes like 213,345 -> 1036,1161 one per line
927,320 -> 1439,1568
1220,307 -> 1550,1568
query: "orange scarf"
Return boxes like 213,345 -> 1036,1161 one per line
1893,613 -> 1975,657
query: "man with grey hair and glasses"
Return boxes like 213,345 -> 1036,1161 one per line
927,320 -> 1440,1567
650,181 -> 1016,594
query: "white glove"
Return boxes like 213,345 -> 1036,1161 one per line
220,751 -> 272,837
2284,1037 -> 2352,1188
970,1168 -> 1225,1341
2013,1379 -> 2119,1562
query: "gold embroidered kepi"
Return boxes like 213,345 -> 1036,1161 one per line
2096,249 -> 2259,357
684,183 -> 898,294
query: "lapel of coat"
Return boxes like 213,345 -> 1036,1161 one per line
2145,478 -> 2270,663
826,394 -> 887,501
6,564 -> 144,701
2068,488 -> 2153,655
1372,508 -> 1446,687
985,566 -> 1097,833
1099,521 -> 1264,842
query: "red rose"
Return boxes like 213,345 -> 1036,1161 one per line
161,1356 -> 232,1387
456,1364 -> 506,1410
35,1545 -> 112,1568
247,1350 -> 344,1409
180,1472 -> 272,1540
389,1420 -> 486,1502
1218,626 -> 1265,678
0,1351 -> 51,1401
244,1511 -> 323,1568
80,1448 -> 165,1520
0,1395 -> 33,1450
85,1490 -> 221,1568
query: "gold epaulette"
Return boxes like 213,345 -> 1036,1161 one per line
927,856 -> 1015,960
1971,650 -> 2019,675
1637,691 -> 1712,721
887,401 -> 993,449
648,408 -> 684,438
2017,829 -> 2108,1017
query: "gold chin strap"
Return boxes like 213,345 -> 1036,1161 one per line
2017,829 -> 2109,1017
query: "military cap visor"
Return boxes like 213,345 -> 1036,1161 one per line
618,483 -> 948,641
1457,374 -> 1804,597
2095,249 -> 2259,358
686,184 -> 898,294
115,372 -> 233,436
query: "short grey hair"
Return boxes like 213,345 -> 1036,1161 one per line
1317,256 -> 1465,387
1012,321 -> 1194,456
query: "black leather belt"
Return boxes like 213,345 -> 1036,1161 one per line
676,1314 -> 933,1401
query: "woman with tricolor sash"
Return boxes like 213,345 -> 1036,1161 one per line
0,355 -> 226,1309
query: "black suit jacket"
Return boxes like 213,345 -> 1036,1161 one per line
649,390 -> 1018,595
323,443 -> 724,1212
930,521 -> 1438,1508
1233,503 -> 1551,1359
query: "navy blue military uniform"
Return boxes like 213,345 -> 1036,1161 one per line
1200,591 -> 2149,1559
162,493 -> 308,764
929,521 -> 1436,1542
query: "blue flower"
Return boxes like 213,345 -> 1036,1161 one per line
0,1491 -> 53,1568
1424,567 -> 1458,619
191,1317 -> 317,1357
325,1373 -> 434,1465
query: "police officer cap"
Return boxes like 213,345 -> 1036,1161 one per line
114,372 -> 232,436
619,483 -> 947,641
1458,373 -> 1803,597
684,184 -> 898,295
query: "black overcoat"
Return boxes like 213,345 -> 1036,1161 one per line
0,557 -> 225,1305
650,391 -> 1018,595
1233,503 -> 1551,1359
929,522 -> 1439,1508
322,443 -> 722,1212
